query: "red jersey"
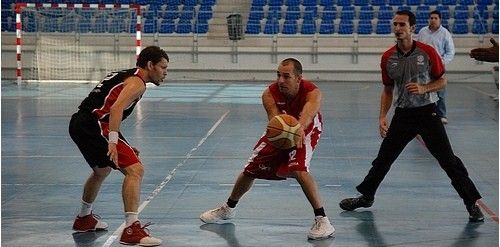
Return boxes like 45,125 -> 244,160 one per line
268,79 -> 323,134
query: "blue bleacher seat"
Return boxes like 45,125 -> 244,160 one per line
441,0 -> 457,5
371,0 -> 386,6
357,19 -> 373,34
179,5 -> 195,20
182,0 -> 197,6
176,19 -> 192,33
492,20 -> 499,34
336,0 -> 352,6
263,18 -> 279,34
143,18 -> 158,33
377,6 -> 394,20
285,5 -> 300,20
303,6 -> 318,20
251,0 -> 267,7
165,0 -> 181,5
473,5 -> 489,19
457,0 -> 474,5
493,7 -> 499,19
282,20 -> 297,34
452,19 -> 468,34
197,5 -> 213,21
416,5 -> 430,19
78,17 -> 91,33
249,5 -> 265,20
436,5 -> 450,20
416,19 -> 427,33
245,19 -> 261,34
59,16 -> 76,32
398,5 -> 411,11
338,20 -> 354,34
441,18 -> 449,29
194,19 -> 209,33
472,19 -> 488,34
406,0 -> 421,5
423,0 -> 438,4
453,6 -> 469,20
319,0 -> 334,6
376,19 -> 392,34
319,19 -> 334,34
302,0 -> 318,7
321,6 -> 336,20
268,0 -> 283,7
300,19 -> 316,34
109,17 -> 127,33
286,0 -> 301,6
267,6 -> 282,19
163,5 -> 179,20
159,19 -> 175,33
358,5 -> 374,20
388,0 -> 403,5
354,0 -> 369,6
477,0 -> 493,4
340,6 -> 355,20
93,16 -> 108,33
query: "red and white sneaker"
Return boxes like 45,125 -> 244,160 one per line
120,221 -> 162,246
72,212 -> 108,232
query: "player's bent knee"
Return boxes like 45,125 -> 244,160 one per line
122,162 -> 145,177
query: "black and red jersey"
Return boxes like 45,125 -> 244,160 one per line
77,68 -> 146,122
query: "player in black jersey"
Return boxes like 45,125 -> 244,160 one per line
69,46 -> 168,246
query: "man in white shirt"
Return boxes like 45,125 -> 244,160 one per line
417,10 -> 455,124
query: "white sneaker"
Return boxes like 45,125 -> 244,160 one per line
308,216 -> 335,240
200,204 -> 235,223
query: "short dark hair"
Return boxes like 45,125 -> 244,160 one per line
136,46 -> 169,68
429,10 -> 441,19
281,58 -> 303,75
395,10 -> 416,27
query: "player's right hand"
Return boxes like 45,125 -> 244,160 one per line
107,143 -> 118,165
379,117 -> 389,138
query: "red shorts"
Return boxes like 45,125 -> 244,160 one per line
243,120 -> 322,180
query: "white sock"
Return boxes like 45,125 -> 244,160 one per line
125,212 -> 139,226
79,200 -> 93,217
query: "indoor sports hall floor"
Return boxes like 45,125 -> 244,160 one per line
2,79 -> 498,247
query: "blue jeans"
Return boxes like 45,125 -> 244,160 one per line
436,88 -> 446,118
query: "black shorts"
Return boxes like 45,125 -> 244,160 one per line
69,111 -> 117,169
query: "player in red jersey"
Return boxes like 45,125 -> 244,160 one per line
200,58 -> 335,240
69,46 -> 168,246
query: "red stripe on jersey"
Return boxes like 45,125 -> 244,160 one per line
92,83 -> 124,120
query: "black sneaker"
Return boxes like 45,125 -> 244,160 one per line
339,195 -> 374,211
467,204 -> 484,222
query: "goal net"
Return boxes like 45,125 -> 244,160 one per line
15,3 -> 142,83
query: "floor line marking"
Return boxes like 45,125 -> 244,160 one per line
102,110 -> 230,247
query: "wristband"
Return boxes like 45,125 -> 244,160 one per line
108,131 -> 119,144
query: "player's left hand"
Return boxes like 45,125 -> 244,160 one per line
295,125 -> 305,149
405,82 -> 425,94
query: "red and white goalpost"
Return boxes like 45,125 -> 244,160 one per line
15,3 -> 142,83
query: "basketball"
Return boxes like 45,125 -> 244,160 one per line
265,114 -> 301,149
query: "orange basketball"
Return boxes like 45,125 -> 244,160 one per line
265,114 -> 301,149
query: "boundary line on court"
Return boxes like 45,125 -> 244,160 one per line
101,110 -> 230,247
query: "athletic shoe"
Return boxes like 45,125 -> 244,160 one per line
72,212 -> 108,232
119,221 -> 162,246
339,195 -> 374,211
308,216 -> 335,240
467,204 -> 485,222
200,203 -> 235,223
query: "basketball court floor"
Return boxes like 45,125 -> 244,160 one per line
2,80 -> 498,246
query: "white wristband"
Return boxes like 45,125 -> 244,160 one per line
108,131 -> 119,144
